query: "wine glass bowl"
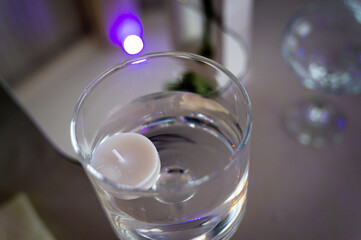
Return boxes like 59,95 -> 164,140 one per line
281,1 -> 361,147
282,1 -> 361,95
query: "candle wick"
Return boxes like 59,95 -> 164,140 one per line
112,149 -> 126,164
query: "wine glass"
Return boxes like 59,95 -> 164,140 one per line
281,1 -> 361,147
71,52 -> 252,239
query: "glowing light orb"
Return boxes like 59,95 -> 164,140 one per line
123,35 -> 144,55
109,14 -> 144,55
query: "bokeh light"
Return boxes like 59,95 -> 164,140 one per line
109,13 -> 144,55
123,35 -> 144,55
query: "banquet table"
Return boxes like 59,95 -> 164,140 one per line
1,0 -> 361,239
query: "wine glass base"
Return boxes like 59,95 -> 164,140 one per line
284,100 -> 346,147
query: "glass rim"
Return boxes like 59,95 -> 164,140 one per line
70,51 -> 252,194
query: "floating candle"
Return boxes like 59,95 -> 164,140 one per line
91,132 -> 160,190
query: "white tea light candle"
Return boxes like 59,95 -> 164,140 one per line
91,132 -> 160,189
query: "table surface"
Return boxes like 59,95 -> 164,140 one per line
1,0 -> 361,239
236,0 -> 361,239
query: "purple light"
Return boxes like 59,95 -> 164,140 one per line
109,14 -> 144,55
337,118 -> 346,130
297,47 -> 305,56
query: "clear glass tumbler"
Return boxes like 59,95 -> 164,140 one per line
70,52 -> 252,240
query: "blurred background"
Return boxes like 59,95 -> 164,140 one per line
0,0 -> 252,159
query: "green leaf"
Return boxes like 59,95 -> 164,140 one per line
167,72 -> 217,97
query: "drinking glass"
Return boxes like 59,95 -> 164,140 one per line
70,52 -> 252,239
281,1 -> 361,147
